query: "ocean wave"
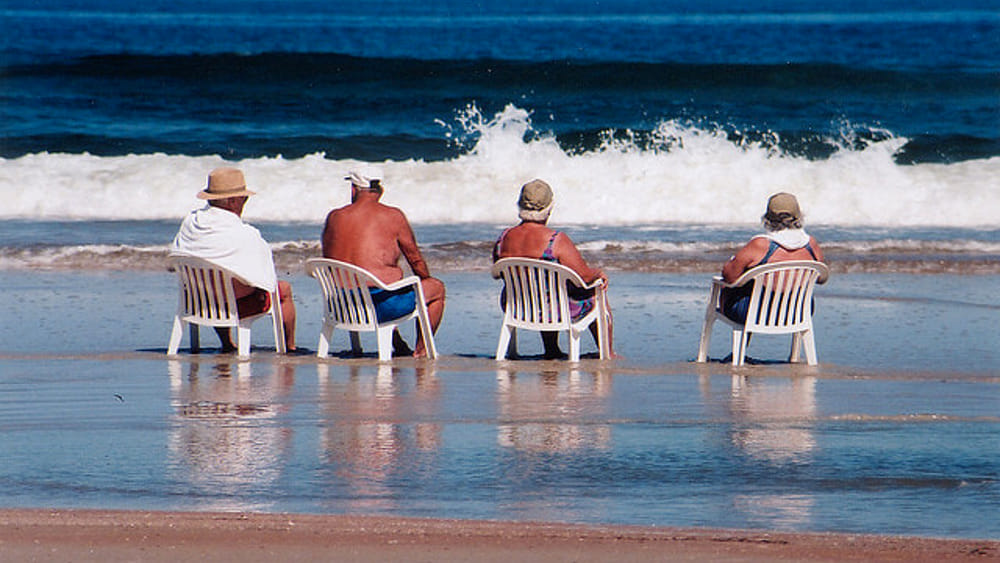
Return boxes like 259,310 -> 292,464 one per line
2,105 -> 998,227
4,239 -> 998,274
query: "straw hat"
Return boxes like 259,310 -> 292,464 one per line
198,167 -> 256,200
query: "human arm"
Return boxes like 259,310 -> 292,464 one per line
552,232 -> 607,285
396,211 -> 432,279
320,210 -> 335,258
809,236 -> 829,283
722,237 -> 768,284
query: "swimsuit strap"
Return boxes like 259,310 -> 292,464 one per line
541,231 -> 560,262
805,242 -> 818,260
755,239 -> 818,267
755,240 -> 781,267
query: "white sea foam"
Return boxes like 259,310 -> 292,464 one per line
2,105 -> 997,227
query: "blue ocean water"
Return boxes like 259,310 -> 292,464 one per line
1,0 -> 998,269
2,0 -> 998,162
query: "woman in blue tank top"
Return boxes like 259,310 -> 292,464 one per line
721,193 -> 828,323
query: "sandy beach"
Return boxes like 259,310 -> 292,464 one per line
2,509 -> 997,562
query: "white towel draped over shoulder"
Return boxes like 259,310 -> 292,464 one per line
171,205 -> 278,292
756,228 -> 811,250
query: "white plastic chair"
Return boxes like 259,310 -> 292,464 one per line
305,258 -> 437,361
492,258 -> 611,362
167,255 -> 286,357
697,260 -> 828,366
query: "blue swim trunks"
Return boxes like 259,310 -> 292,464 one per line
370,286 -> 417,323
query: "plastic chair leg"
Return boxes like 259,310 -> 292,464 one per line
349,331 -> 363,356
236,325 -> 252,357
316,323 -> 333,358
732,329 -> 749,366
801,330 -> 818,365
270,289 -> 286,354
596,301 -> 610,360
376,325 -> 394,362
790,333 -> 802,363
496,324 -> 513,360
697,315 -> 715,362
568,329 -> 581,362
414,286 -> 437,359
168,317 -> 184,355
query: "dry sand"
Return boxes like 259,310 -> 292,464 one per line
0,509 -> 996,562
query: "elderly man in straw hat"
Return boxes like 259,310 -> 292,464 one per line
321,166 -> 445,358
171,167 -> 297,353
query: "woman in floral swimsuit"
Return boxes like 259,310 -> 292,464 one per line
493,179 -> 616,359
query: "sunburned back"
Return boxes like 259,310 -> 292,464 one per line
755,243 -> 818,266
723,235 -> 825,284
322,200 -> 406,283
494,223 -> 556,261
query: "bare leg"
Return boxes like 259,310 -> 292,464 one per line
541,331 -> 566,360
413,276 -> 446,358
214,327 -> 236,353
277,280 -> 296,351
393,330 -> 413,356
233,280 -> 297,352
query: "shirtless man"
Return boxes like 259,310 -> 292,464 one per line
321,168 -> 445,358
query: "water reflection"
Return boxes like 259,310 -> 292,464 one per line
727,374 -> 818,529
729,375 -> 817,464
316,363 -> 441,511
166,359 -> 294,511
496,367 -> 612,453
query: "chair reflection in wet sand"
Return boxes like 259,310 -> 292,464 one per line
166,359 -> 293,511
316,363 -> 441,510
728,374 -> 818,527
495,367 -> 611,453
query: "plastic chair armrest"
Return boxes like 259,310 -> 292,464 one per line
382,275 -> 422,292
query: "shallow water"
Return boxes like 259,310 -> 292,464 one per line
0,271 -> 997,539
0,358 -> 997,538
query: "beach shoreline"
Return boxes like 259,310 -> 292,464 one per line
1,508 -> 996,562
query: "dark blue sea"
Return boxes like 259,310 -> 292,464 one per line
1,0 -> 998,270
3,0 -> 999,163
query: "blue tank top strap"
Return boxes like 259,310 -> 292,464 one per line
805,242 -> 818,260
540,231 -> 560,262
755,239 -> 818,267
755,240 -> 781,266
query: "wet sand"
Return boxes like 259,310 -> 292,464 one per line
1,509 -> 997,562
